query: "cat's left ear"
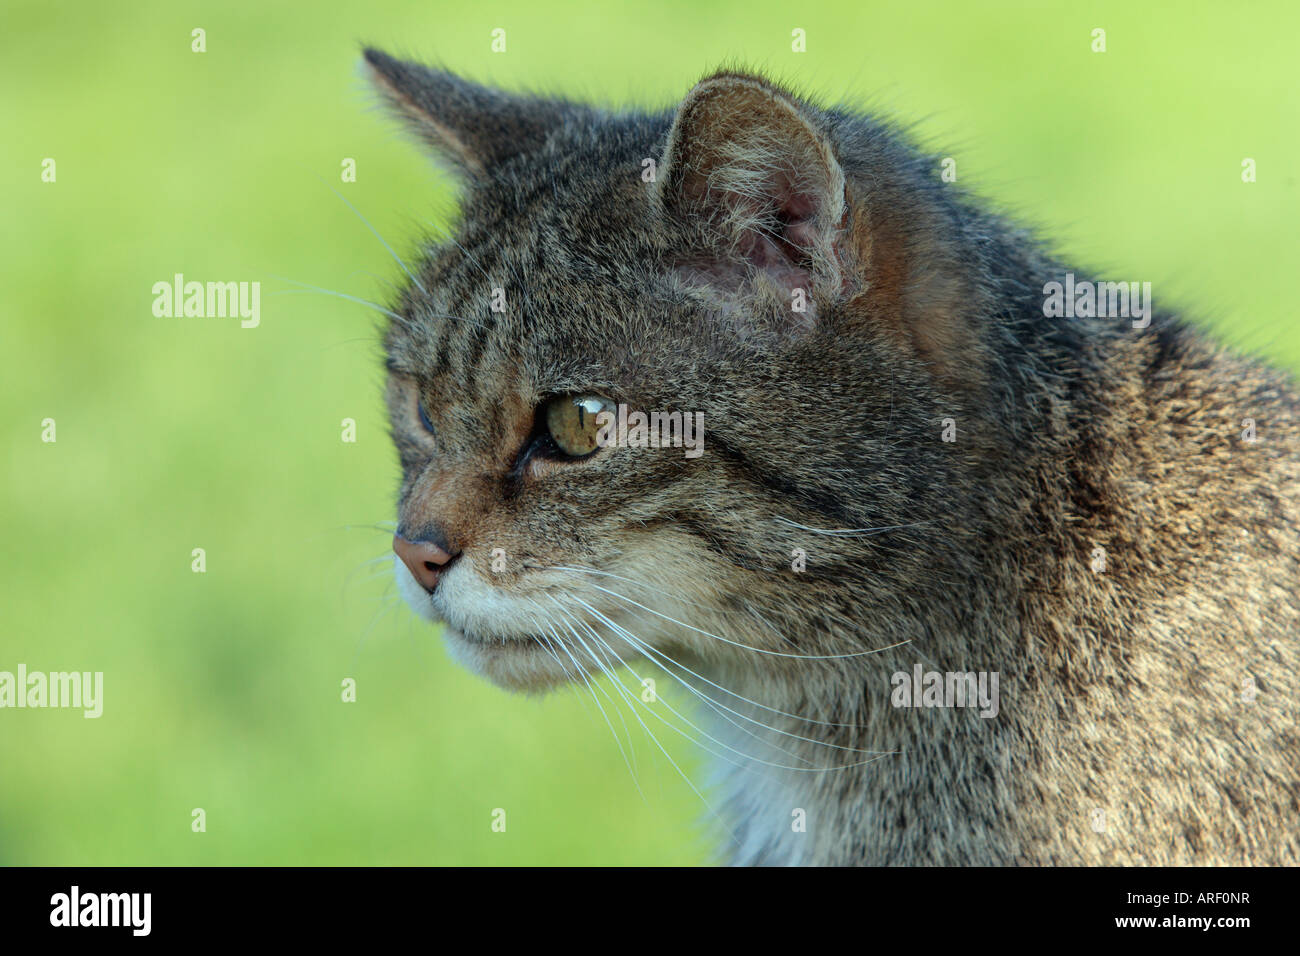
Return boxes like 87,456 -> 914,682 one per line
654,72 -> 851,321
363,48 -> 564,179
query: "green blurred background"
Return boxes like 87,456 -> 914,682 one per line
2,0 -> 1296,865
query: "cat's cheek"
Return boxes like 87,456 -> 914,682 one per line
394,554 -> 440,622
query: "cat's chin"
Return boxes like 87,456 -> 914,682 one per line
441,626 -> 581,693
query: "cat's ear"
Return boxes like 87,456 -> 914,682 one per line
654,72 -> 850,321
363,48 -> 563,178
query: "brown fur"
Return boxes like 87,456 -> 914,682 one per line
365,49 -> 1300,865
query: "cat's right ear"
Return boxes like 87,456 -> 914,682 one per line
652,71 -> 851,332
363,48 -> 563,179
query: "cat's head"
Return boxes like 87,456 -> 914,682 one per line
367,50 -> 1000,691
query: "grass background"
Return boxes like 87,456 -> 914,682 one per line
1,0 -> 1296,865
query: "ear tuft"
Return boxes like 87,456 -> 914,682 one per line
363,47 -> 566,178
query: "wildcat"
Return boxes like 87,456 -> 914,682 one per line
365,48 -> 1300,865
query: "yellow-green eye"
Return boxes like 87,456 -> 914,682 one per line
543,395 -> 613,458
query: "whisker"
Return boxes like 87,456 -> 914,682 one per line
568,605 -> 895,775
533,606 -> 625,741
538,564 -> 719,612
542,575 -> 885,724
520,601 -> 575,678
528,597 -> 626,722
268,276 -> 403,321
315,173 -> 428,295
542,615 -> 642,792
422,216 -> 497,289
541,600 -> 643,794
561,599 -> 817,768
302,521 -> 398,546
556,629 -> 740,849
569,595 -> 892,755
351,586 -> 404,672
542,564 -> 809,657
543,600 -> 639,780
584,580 -> 911,661
423,215 -> 531,311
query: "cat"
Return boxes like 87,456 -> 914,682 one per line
365,47 -> 1300,865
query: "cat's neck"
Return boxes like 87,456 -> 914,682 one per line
691,584 -> 1025,865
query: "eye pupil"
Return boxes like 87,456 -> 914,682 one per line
418,400 -> 435,434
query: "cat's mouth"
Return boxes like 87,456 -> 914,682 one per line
441,625 -> 533,648
394,553 -> 646,691
439,623 -> 617,692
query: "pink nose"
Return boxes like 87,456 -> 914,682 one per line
393,534 -> 456,592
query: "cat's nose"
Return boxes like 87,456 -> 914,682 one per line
393,534 -> 457,592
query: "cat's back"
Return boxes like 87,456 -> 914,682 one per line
1019,320 -> 1300,864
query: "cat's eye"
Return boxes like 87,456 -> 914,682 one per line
543,395 -> 613,458
417,398 -> 435,434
